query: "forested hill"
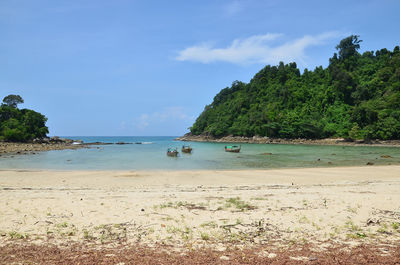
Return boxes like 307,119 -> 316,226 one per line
189,36 -> 400,140
0,95 -> 48,142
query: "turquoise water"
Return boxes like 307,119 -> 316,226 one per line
1,136 -> 400,170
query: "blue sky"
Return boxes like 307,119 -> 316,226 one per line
1,0 -> 399,136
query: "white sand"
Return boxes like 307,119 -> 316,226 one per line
0,166 -> 399,249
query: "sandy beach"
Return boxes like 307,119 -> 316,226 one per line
1,166 -> 400,263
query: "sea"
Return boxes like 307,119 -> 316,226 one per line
1,136 -> 400,170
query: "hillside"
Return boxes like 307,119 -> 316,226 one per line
0,95 -> 49,142
189,36 -> 400,140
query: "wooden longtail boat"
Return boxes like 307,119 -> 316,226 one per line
224,145 -> 241,153
181,145 -> 192,153
167,148 -> 179,157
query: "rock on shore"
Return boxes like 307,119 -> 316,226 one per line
176,133 -> 400,147
0,137 -> 138,156
0,137 -> 87,155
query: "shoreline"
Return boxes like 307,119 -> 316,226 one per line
176,134 -> 400,147
0,141 -> 88,156
1,134 -> 399,157
0,140 -> 129,156
0,165 -> 400,185
0,163 -> 398,173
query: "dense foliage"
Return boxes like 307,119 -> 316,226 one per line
190,36 -> 400,140
0,95 -> 48,142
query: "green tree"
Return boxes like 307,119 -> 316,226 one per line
0,95 -> 48,142
2,94 -> 24,108
335,35 -> 362,60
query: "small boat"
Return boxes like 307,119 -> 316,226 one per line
181,145 -> 192,153
224,145 -> 241,153
167,148 -> 179,157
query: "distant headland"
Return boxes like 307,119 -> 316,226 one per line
0,95 -> 135,155
187,35 -> 400,142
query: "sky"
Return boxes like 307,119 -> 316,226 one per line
1,0 -> 399,136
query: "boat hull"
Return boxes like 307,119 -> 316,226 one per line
225,148 -> 240,153
167,151 -> 178,157
182,148 -> 192,153
224,145 -> 241,153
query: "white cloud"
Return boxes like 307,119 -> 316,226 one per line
176,32 -> 342,65
135,107 -> 195,130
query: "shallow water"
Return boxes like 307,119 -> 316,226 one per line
1,136 -> 400,170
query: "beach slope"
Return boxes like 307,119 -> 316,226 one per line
1,166 -> 399,263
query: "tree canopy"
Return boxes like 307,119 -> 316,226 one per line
0,95 -> 48,142
2,94 -> 24,108
336,35 -> 362,60
190,36 -> 400,140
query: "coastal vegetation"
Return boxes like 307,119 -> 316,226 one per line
190,35 -> 400,140
0,94 -> 48,142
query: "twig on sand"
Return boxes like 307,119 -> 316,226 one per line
149,212 -> 170,217
33,220 -> 53,225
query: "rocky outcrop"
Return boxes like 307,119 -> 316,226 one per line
175,133 -> 400,147
0,141 -> 86,156
0,138 -> 139,156
116,142 -> 133,145
0,137 -> 99,155
33,136 -> 75,144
